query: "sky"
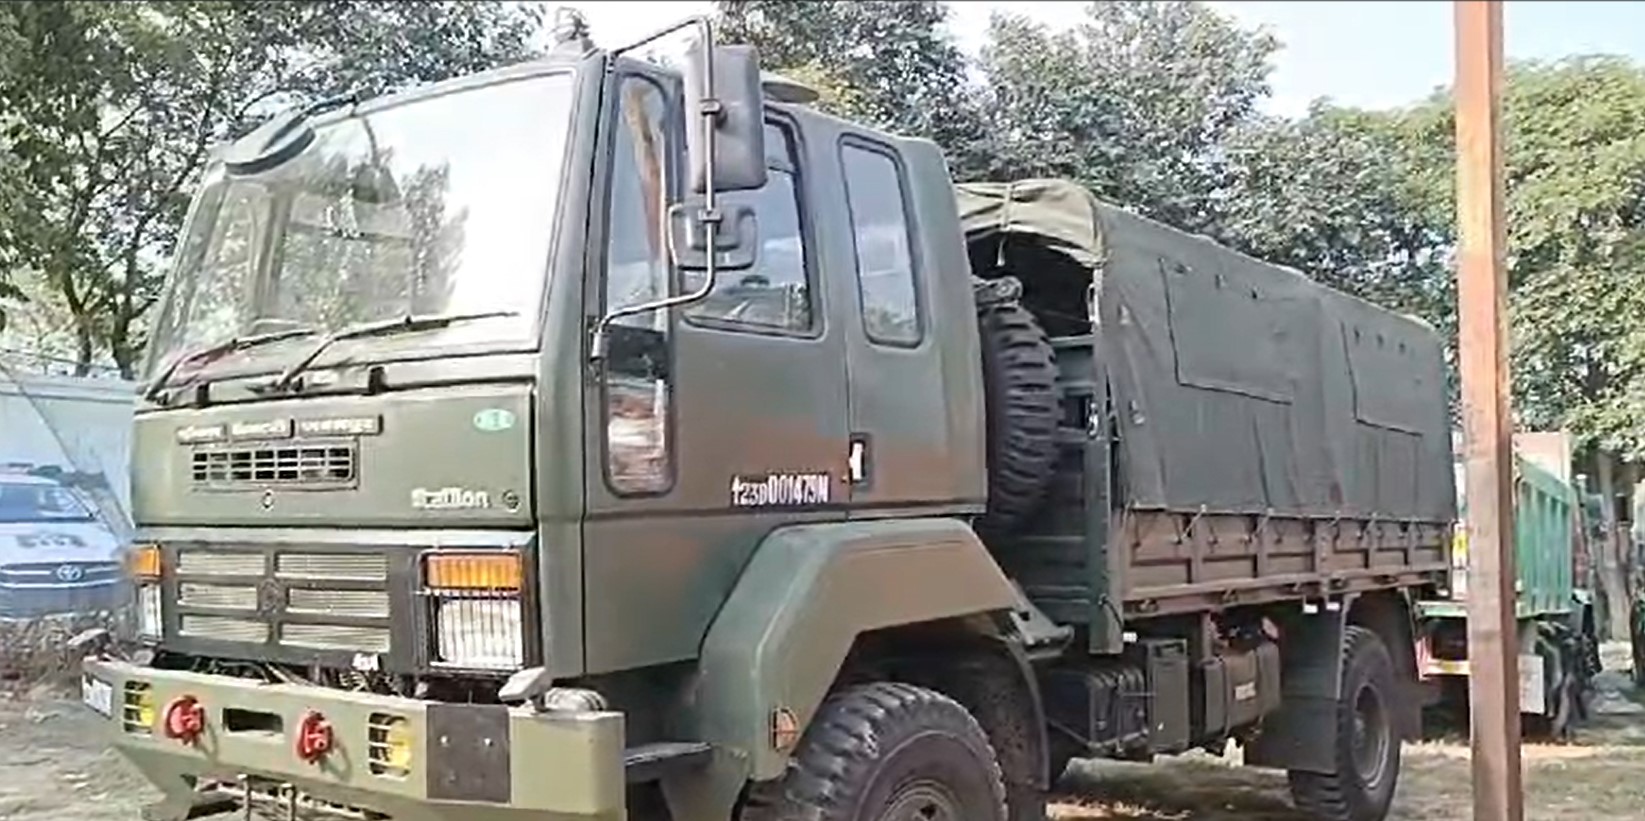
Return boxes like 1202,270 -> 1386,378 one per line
564,1 -> 1645,118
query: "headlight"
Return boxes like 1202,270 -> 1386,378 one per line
424,552 -> 524,671
136,584 -> 162,639
434,598 -> 523,670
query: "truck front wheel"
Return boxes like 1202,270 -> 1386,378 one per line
1287,626 -> 1401,821
742,682 -> 1007,821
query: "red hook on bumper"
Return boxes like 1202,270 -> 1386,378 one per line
295,710 -> 334,763
161,696 -> 206,744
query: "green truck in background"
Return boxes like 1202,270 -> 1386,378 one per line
1416,433 -> 1600,739
80,12 -> 1457,821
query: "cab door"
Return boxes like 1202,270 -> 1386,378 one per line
831,136 -> 966,514
580,67 -> 848,674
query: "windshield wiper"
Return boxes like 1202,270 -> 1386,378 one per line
143,326 -> 319,403
267,310 -> 519,393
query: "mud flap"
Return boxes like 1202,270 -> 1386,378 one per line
1245,605 -> 1344,774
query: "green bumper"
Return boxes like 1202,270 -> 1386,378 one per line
83,658 -> 626,821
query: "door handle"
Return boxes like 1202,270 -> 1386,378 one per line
848,437 -> 868,485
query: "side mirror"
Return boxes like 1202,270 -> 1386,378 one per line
683,40 -> 767,194
668,200 -> 758,272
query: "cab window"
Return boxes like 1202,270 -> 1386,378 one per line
841,142 -> 922,346
684,122 -> 812,334
602,75 -> 675,495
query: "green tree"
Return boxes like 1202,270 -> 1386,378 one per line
716,0 -> 983,168
1219,103 -> 1457,393
976,1 -> 1278,233
1497,57 -> 1645,460
0,0 -> 544,377
0,4 -> 47,328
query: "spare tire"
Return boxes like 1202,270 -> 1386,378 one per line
976,284 -> 1059,532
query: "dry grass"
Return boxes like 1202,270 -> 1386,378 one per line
0,610 -> 127,695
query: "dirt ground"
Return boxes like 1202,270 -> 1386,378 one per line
3,645 -> 1644,821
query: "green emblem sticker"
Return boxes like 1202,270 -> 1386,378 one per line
472,408 -> 516,433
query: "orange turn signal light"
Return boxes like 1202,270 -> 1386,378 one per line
128,545 -> 162,580
424,552 -> 521,592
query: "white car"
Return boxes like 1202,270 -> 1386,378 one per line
0,474 -> 124,620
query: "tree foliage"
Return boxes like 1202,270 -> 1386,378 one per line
717,0 -> 984,169
1495,58 -> 1645,457
974,2 -> 1278,233
0,0 -> 543,376
5,0 -> 1645,467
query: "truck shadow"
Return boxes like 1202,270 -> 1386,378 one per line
1051,756 -> 1309,821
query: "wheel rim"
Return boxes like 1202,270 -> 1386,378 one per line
1351,682 -> 1392,787
880,780 -> 963,821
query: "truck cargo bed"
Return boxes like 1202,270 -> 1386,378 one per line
957,180 -> 1453,646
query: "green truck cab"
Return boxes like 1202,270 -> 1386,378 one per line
84,14 -> 1456,821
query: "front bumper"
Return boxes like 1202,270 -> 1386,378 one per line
83,658 -> 626,821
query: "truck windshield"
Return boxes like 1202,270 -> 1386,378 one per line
144,72 -> 576,380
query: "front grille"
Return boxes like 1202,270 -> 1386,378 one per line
170,547 -> 398,659
0,561 -> 122,586
191,441 -> 357,489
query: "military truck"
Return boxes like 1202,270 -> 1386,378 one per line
1415,434 -> 1599,739
82,13 -> 1455,821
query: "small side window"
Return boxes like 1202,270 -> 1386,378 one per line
602,76 -> 674,495
685,122 -> 812,334
841,143 -> 921,346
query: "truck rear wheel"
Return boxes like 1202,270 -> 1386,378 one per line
975,293 -> 1059,532
1288,626 -> 1400,821
741,682 -> 1007,821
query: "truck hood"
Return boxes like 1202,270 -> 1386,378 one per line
132,383 -> 534,528
0,520 -> 122,566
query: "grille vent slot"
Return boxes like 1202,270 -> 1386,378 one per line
191,442 -> 356,488
178,583 -> 258,610
178,551 -> 267,577
181,615 -> 270,643
277,553 -> 387,582
281,624 -> 392,652
287,588 -> 391,618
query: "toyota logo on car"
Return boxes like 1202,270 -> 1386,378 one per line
55,564 -> 84,583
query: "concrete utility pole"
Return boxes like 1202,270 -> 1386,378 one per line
1454,2 -> 1524,819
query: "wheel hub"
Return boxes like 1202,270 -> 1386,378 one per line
1351,682 -> 1392,786
881,780 -> 963,821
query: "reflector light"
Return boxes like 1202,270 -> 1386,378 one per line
129,545 -> 162,580
424,552 -> 522,591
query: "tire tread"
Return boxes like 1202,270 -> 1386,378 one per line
742,682 -> 1007,821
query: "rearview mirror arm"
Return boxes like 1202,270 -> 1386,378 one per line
589,207 -> 721,362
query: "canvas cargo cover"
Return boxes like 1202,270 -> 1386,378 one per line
957,179 -> 1456,524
